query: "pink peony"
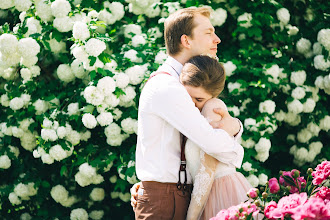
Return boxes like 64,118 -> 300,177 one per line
211,202 -> 259,220
312,161 -> 330,185
279,171 -> 306,193
270,193 -> 308,218
315,186 -> 330,200
247,188 -> 258,199
269,177 -> 280,194
291,197 -> 330,220
264,201 -> 277,219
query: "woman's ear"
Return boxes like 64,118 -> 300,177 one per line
180,34 -> 191,49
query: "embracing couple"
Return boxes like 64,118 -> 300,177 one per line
131,7 -> 253,220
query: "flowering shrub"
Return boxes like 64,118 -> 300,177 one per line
215,161 -> 330,219
0,0 -> 329,218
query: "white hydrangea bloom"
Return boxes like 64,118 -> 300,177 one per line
9,145 -> 20,157
242,162 -> 252,171
98,9 -> 117,25
114,73 -> 130,89
72,46 -> 89,63
106,135 -> 123,146
9,97 -> 24,111
313,42 -> 323,55
50,185 -> 76,207
97,76 -> 116,96
82,113 -> 97,129
309,141 -> 323,155
119,86 -> 136,103
307,122 -> 321,136
53,16 -> 73,32
125,65 -> 147,85
70,208 -> 88,220
303,98 -> 316,113
79,162 -> 96,178
295,147 -> 308,162
90,188 -> 105,201
73,21 -> 90,41
20,213 -> 32,220
255,151 -> 269,162
71,59 -> 88,79
33,99 -> 49,115
277,8 -> 290,25
35,1 -> 53,22
25,17 -> 42,37
9,192 -> 21,205
255,137 -> 271,153
20,55 -> 38,67
227,106 -> 240,117
14,0 -> 32,13
241,138 -> 255,149
49,144 -> 68,161
0,155 -> 11,169
246,174 -> 259,187
297,128 -> 312,143
51,0 -> 71,18
108,2 -> 125,20
124,24 -> 142,38
259,100 -> 276,114
258,173 -> 268,186
103,93 -> 120,108
291,87 -> 306,100
57,64 -> 75,83
80,130 -> 91,142
223,61 -> 237,77
317,28 -> 330,51
41,128 -> 58,142
290,70 -> 306,86
41,154 -> 55,164
227,82 -> 242,94
132,35 -> 146,47
287,25 -> 299,36
57,126 -> 67,139
105,123 -> 121,137
109,175 -> 117,183
121,118 -> 137,134
0,0 -> 15,9
67,103 -> 80,116
145,3 -> 161,18
154,50 -> 168,64
85,38 -> 106,57
84,86 -> 105,106
0,34 -> 18,55
319,115 -> 330,131
18,38 -> 40,58
89,210 -> 104,220
237,12 -> 252,28
97,112 -> 113,127
287,99 -> 303,114
210,8 -> 227,27
314,55 -> 330,71
296,38 -> 311,54
124,49 -> 142,63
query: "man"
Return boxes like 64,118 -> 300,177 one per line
133,7 -> 243,219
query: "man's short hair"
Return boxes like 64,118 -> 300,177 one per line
164,7 -> 211,56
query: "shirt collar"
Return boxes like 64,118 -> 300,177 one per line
164,56 -> 183,78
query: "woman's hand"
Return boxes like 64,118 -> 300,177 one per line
211,108 -> 240,137
130,182 -> 142,210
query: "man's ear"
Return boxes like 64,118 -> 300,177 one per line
180,34 -> 191,49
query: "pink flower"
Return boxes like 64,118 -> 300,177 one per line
291,197 -> 330,220
312,161 -> 330,185
270,193 -> 308,218
315,186 -> 330,200
247,188 -> 258,199
264,201 -> 277,219
212,202 -> 259,220
279,171 -> 306,193
269,178 -> 280,194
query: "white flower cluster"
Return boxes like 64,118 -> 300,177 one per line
127,0 -> 161,18
50,185 -> 77,207
121,118 -> 138,135
314,55 -> 330,71
254,137 -> 271,162
99,1 -> 125,25
319,115 -> 330,132
70,208 -> 88,220
290,141 -> 323,166
104,122 -> 126,146
51,0 -> 73,32
89,210 -> 104,220
35,1 -> 53,22
90,188 -> 105,201
264,64 -> 283,84
74,163 -> 104,187
290,70 -> 306,86
276,8 -> 290,25
237,12 -> 252,28
8,182 -> 38,205
227,82 -> 244,94
125,64 -> 148,85
223,61 -> 237,77
296,38 -> 312,58
154,50 -> 168,64
246,174 -> 259,187
124,49 -> 143,63
210,8 -> 227,27
110,191 -> 131,202
0,154 -> 11,169
259,100 -> 276,114
317,28 -> 330,52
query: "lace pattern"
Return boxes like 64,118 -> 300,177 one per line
191,150 -> 214,206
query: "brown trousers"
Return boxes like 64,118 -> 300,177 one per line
135,181 -> 192,220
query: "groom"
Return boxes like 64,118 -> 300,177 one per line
133,7 -> 243,220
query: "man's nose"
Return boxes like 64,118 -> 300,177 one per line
214,34 -> 221,44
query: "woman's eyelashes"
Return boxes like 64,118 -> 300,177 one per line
195,98 -> 204,102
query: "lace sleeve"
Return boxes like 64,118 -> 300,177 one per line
186,150 -> 218,220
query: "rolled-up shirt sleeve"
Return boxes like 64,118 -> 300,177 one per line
151,78 -> 244,166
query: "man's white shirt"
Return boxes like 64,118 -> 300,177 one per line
136,57 -> 244,184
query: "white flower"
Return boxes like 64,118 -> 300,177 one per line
313,42 -> 323,55
0,0 -> 14,9
242,162 -> 252,171
154,50 -> 168,64
319,115 -> 330,131
67,103 -> 80,116
255,138 -> 271,153
35,1 -> 53,22
303,98 -> 316,113
109,175 -> 117,183
317,28 -> 330,51
25,17 -> 42,37
41,129 -> 58,142
106,135 -> 123,146
112,108 -> 122,121
314,55 -> 330,71
20,213 -> 32,220
41,154 -> 55,164
241,138 -> 255,149
227,106 -> 240,117
307,122 -> 321,136
14,183 -> 37,199
246,174 -> 259,187
71,59 -> 88,79
108,2 -> 125,20
56,126 -> 66,139
90,188 -> 105,201
72,46 -> 89,63
295,147 -> 308,161
0,34 -> 18,55
9,97 -> 24,111
73,21 -> 90,41
51,0 -> 71,18
287,99 -> 303,114
125,65 -> 146,85
223,61 -> 237,77
84,86 -> 105,106
53,16 -> 73,32
227,82 -> 242,93
297,128 -> 312,144
132,35 -> 146,47
82,113 -> 97,129
265,64 -> 282,83
79,163 -> 96,178
290,70 -> 306,86
51,185 -> 68,204
114,73 -> 130,89
9,145 -> 20,157
255,151 -> 269,162
210,8 -> 227,27
89,210 -> 104,220
105,123 -> 121,137
70,208 -> 88,220
9,192 -> 21,205
49,145 -> 68,161
0,155 -> 11,169
119,192 -> 131,202
287,25 -> 299,36
43,118 -> 53,129
277,8 -> 290,25
237,12 -> 252,28
98,9 -> 116,25
124,49 -> 142,63
1,94 -> 10,107
85,38 -> 106,57
145,3 -> 161,18
309,142 -> 323,155
97,76 -> 116,96
121,118 -> 137,135
57,64 -> 75,83
124,24 -> 142,38
80,130 -> 91,141
314,75 -> 324,89
120,86 -> 136,103
18,38 -> 40,58
97,112 -> 113,127
258,173 -> 268,185
259,100 -> 276,114
20,56 -> 38,68
14,0 -> 32,12
291,87 -> 306,100
296,38 -> 311,54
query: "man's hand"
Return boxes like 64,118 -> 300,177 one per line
130,182 -> 141,210
210,108 -> 240,136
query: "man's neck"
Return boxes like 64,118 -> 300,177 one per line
170,53 -> 191,65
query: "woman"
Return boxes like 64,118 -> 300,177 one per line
180,55 -> 252,220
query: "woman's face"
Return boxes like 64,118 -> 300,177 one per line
184,85 -> 213,111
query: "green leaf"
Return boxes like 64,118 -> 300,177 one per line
83,105 -> 95,114
60,166 -> 67,177
90,70 -> 97,80
89,56 -> 97,66
41,181 -> 50,188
